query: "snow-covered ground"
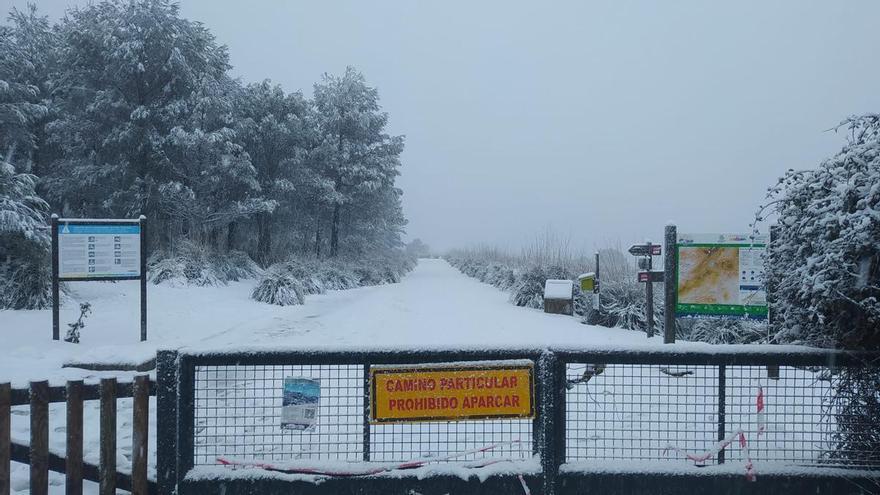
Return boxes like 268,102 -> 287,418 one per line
1,258 -> 651,387
0,259 -> 842,493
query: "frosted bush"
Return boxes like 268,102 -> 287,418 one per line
149,243 -> 262,286
678,318 -> 768,345
251,268 -> 306,306
213,251 -> 263,281
510,264 -> 570,309
761,114 -> 880,349
0,260 -> 53,310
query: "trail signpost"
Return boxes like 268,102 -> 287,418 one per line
628,243 -> 662,257
630,242 -> 662,338
51,216 -> 148,341
637,271 -> 664,283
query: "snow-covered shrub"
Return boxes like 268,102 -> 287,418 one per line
760,114 -> 879,349
251,267 -> 306,306
510,264 -> 570,309
826,366 -> 880,467
585,278 -> 661,331
757,114 -> 880,466
0,160 -> 52,309
0,259 -> 53,310
275,260 -> 324,295
678,318 -> 768,345
213,250 -> 263,282
149,242 -> 262,287
353,264 -> 384,286
251,251 -> 416,306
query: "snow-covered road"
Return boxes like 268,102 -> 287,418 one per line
197,258 -> 648,351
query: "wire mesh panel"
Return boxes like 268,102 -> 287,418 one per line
565,359 -> 880,470
370,418 -> 533,462
726,363 -> 880,469
565,363 -> 719,464
193,364 -> 363,465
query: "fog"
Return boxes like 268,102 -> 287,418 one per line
5,0 -> 879,252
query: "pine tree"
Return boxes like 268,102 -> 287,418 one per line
234,80 -> 311,264
0,157 -> 51,309
312,67 -> 405,257
46,0 -> 230,244
0,5 -> 53,169
161,76 -> 266,251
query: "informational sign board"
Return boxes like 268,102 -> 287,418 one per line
370,362 -> 534,423
675,233 -> 768,319
282,377 -> 320,431
51,216 -> 148,341
58,222 -> 141,280
578,272 -> 596,292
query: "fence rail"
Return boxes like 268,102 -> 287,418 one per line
0,376 -> 157,495
158,347 -> 880,495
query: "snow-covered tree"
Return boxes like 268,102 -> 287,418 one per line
0,157 -> 51,309
46,0 -> 230,239
0,6 -> 54,167
312,67 -> 405,257
160,76 -> 266,250
234,80 -> 311,263
761,114 -> 880,349
405,238 -> 431,258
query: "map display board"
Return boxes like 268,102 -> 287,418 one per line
370,361 -> 534,423
58,221 -> 141,279
675,233 -> 768,319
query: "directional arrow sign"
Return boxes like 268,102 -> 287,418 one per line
638,271 -> 664,283
628,244 -> 662,256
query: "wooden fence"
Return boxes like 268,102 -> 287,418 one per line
0,376 -> 156,495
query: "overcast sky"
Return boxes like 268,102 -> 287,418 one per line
4,1 -> 879,253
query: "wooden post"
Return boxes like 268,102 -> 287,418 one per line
0,383 -> 10,495
66,381 -> 83,495
663,225 -> 677,343
30,381 -> 49,495
594,251 -> 600,310
51,215 -> 60,341
99,378 -> 116,495
645,242 -> 654,338
717,365 -> 727,464
131,376 -> 149,495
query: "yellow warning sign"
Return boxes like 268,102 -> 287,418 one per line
370,363 -> 534,423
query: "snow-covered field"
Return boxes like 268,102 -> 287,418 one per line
0,259 -> 847,493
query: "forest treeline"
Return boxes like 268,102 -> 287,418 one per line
1,1 -> 409,307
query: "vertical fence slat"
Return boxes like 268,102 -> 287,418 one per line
30,381 -> 49,495
0,383 -> 10,495
99,378 -> 116,495
66,381 -> 83,495
717,365 -> 726,465
132,375 -> 149,495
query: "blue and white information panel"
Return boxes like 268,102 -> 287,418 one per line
58,222 -> 141,279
